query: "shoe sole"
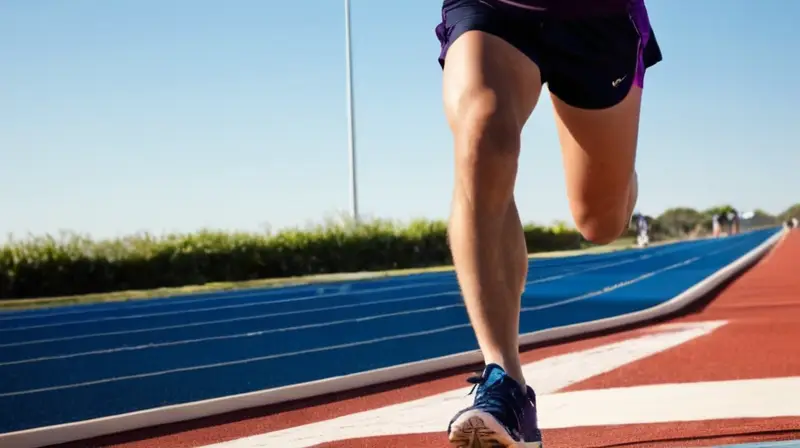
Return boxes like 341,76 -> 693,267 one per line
448,409 -> 543,448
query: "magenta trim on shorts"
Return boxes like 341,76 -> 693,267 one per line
629,0 -> 651,88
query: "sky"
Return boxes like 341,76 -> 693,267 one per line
1,0 -> 798,240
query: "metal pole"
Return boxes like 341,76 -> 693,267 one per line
344,0 -> 359,223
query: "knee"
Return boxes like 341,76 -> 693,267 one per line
571,173 -> 637,245
572,204 -> 630,245
451,88 -> 522,180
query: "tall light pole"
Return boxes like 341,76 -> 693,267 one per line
344,0 -> 359,223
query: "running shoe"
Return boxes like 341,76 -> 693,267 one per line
447,363 -> 543,447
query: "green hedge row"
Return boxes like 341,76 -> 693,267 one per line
0,219 -> 583,300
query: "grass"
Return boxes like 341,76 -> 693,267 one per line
0,236 -> 649,312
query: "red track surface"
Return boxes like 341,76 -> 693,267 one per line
54,231 -> 800,448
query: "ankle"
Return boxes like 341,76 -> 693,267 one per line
485,357 -> 526,388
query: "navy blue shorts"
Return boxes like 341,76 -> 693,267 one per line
435,0 -> 663,109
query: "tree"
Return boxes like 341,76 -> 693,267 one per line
655,207 -> 704,237
746,209 -> 779,228
778,203 -> 800,221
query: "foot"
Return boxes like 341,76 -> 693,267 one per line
448,364 -> 543,447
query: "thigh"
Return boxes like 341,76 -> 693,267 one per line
554,86 -> 643,219
545,6 -> 662,216
436,0 -> 544,135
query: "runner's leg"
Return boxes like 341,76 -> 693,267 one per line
436,1 -> 546,446
546,5 -> 661,245
554,87 -> 643,244
443,29 -> 541,386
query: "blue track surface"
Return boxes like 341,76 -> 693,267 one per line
0,228 -> 779,435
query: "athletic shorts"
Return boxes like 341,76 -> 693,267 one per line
435,0 -> 663,109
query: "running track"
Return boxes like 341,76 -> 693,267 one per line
0,227 -> 789,446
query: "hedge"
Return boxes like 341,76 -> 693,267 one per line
0,219 -> 583,300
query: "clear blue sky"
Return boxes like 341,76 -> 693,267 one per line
1,0 -> 798,239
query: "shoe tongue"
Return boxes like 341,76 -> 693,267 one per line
482,363 -> 508,387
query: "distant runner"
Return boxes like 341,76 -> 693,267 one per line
633,212 -> 649,247
727,209 -> 740,235
712,213 -> 722,237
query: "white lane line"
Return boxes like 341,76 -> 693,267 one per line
525,253 -> 649,285
0,253 -> 634,336
199,321 -> 727,448
522,257 -> 698,312
3,240 -> 675,322
0,273 -> 457,322
0,303 -> 466,367
529,236 -> 754,320
0,260 -> 588,331
0,282 -> 451,332
0,238 -> 718,334
0,292 -> 460,348
0,324 -> 471,398
0,253 -> 707,368
0,252 -> 649,346
0,253 -> 718,395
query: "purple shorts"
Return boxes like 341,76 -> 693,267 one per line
435,0 -> 663,109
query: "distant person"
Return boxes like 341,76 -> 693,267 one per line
635,212 -> 649,247
712,214 -> 722,237
433,0 -> 662,446
727,209 -> 740,235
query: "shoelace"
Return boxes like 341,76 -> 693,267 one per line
464,371 -> 524,413
465,372 -> 484,396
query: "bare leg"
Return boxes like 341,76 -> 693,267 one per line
443,30 -> 542,385
553,87 -> 644,245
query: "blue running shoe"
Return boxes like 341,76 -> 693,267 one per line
447,363 -> 543,448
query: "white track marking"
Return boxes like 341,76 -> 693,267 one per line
521,257 -> 698,312
2,239 -> 690,322
0,324 -> 473,398
200,321 -> 726,448
539,376 -> 800,428
0,245 -> 683,343
0,292 -> 461,348
0,303 -> 466,366
520,321 -> 726,393
0,275 -> 455,321
0,282 -> 449,332
0,258 -> 710,368
0,237 -> 721,331
0,238 -> 747,393
0,238 -> 728,347
0,256 -> 631,332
